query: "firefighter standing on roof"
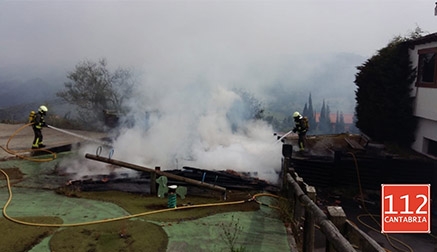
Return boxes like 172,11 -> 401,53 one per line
292,111 -> 309,151
31,105 -> 48,149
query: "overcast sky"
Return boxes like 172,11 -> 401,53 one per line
0,0 -> 436,72
2,0 -> 436,177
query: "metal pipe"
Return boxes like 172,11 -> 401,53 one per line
85,153 -> 227,192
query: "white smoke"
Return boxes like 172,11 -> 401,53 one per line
110,78 -> 283,183
60,143 -> 134,180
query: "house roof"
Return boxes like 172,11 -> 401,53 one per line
407,32 -> 437,47
314,113 -> 354,124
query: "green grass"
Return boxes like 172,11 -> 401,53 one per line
50,219 -> 167,252
47,190 -> 259,251
1,183 -> 260,252
0,216 -> 63,252
74,190 -> 259,222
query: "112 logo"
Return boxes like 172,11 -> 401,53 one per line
381,184 -> 430,233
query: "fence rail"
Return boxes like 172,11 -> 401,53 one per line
282,144 -> 384,252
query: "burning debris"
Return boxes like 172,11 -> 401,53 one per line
61,163 -> 278,195
170,166 -> 274,190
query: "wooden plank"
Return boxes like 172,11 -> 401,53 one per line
85,154 -> 226,192
344,137 -> 365,150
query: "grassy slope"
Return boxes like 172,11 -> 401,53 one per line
0,188 -> 259,251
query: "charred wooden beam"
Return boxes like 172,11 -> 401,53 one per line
85,153 -> 226,192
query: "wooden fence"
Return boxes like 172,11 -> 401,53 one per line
281,144 -> 385,252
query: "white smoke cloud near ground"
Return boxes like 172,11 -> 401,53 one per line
112,79 -> 283,183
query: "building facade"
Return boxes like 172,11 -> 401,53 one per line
408,33 -> 437,158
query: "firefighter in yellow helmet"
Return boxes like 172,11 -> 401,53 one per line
32,105 -> 48,149
292,111 -> 309,151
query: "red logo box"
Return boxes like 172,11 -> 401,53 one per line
381,184 -> 430,233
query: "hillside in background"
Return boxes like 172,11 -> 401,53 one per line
0,53 -> 364,127
264,53 -> 363,116
0,78 -> 58,108
0,64 -> 72,123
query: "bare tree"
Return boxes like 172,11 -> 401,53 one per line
57,59 -> 134,129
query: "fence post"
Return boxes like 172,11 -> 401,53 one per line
326,206 -> 347,252
282,144 -> 293,189
303,185 -> 316,252
150,166 -> 160,195
294,175 -> 305,224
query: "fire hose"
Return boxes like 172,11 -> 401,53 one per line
0,123 -> 56,162
0,124 -> 112,162
0,166 -> 282,227
274,130 -> 293,144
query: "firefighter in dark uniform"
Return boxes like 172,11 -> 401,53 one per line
32,105 -> 48,149
292,111 -> 308,151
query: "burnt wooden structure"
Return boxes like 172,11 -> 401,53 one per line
291,153 -> 436,190
85,153 -> 226,194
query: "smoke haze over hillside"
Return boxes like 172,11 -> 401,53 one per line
1,1 -> 435,181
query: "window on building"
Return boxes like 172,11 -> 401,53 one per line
424,138 -> 437,157
416,47 -> 437,87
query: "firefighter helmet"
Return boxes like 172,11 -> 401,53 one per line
293,111 -> 301,118
38,105 -> 48,114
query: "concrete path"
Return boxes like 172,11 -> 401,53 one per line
0,123 -> 108,160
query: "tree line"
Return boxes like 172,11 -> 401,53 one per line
264,93 -> 359,135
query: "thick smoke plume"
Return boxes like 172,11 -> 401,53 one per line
60,59 -> 284,183
111,80 -> 283,183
